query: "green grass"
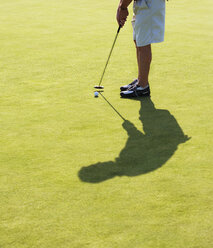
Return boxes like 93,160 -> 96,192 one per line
0,0 -> 213,247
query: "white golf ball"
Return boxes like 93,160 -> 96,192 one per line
94,91 -> 99,97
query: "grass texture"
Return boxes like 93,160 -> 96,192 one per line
0,0 -> 213,247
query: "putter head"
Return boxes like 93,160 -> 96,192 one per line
94,85 -> 104,89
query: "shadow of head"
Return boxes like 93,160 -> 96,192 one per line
78,97 -> 190,183
78,161 -> 119,183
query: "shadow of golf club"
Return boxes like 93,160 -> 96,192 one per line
78,97 -> 190,183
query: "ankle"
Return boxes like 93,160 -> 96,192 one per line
138,81 -> 149,88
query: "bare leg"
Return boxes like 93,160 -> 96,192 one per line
137,44 -> 152,88
134,41 -> 140,78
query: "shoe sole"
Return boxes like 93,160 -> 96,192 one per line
120,91 -> 150,98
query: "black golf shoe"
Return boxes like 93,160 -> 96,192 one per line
120,84 -> 150,98
120,79 -> 138,91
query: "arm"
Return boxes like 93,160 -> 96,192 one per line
117,0 -> 133,27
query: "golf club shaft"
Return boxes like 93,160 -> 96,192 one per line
98,26 -> 121,87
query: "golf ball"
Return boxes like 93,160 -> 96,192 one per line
94,91 -> 99,97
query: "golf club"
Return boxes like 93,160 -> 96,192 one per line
94,25 -> 122,90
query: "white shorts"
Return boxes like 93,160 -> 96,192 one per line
132,0 -> 166,47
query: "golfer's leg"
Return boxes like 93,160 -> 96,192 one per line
137,45 -> 152,88
136,45 -> 140,75
134,40 -> 141,82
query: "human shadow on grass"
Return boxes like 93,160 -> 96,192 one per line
78,97 -> 190,183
